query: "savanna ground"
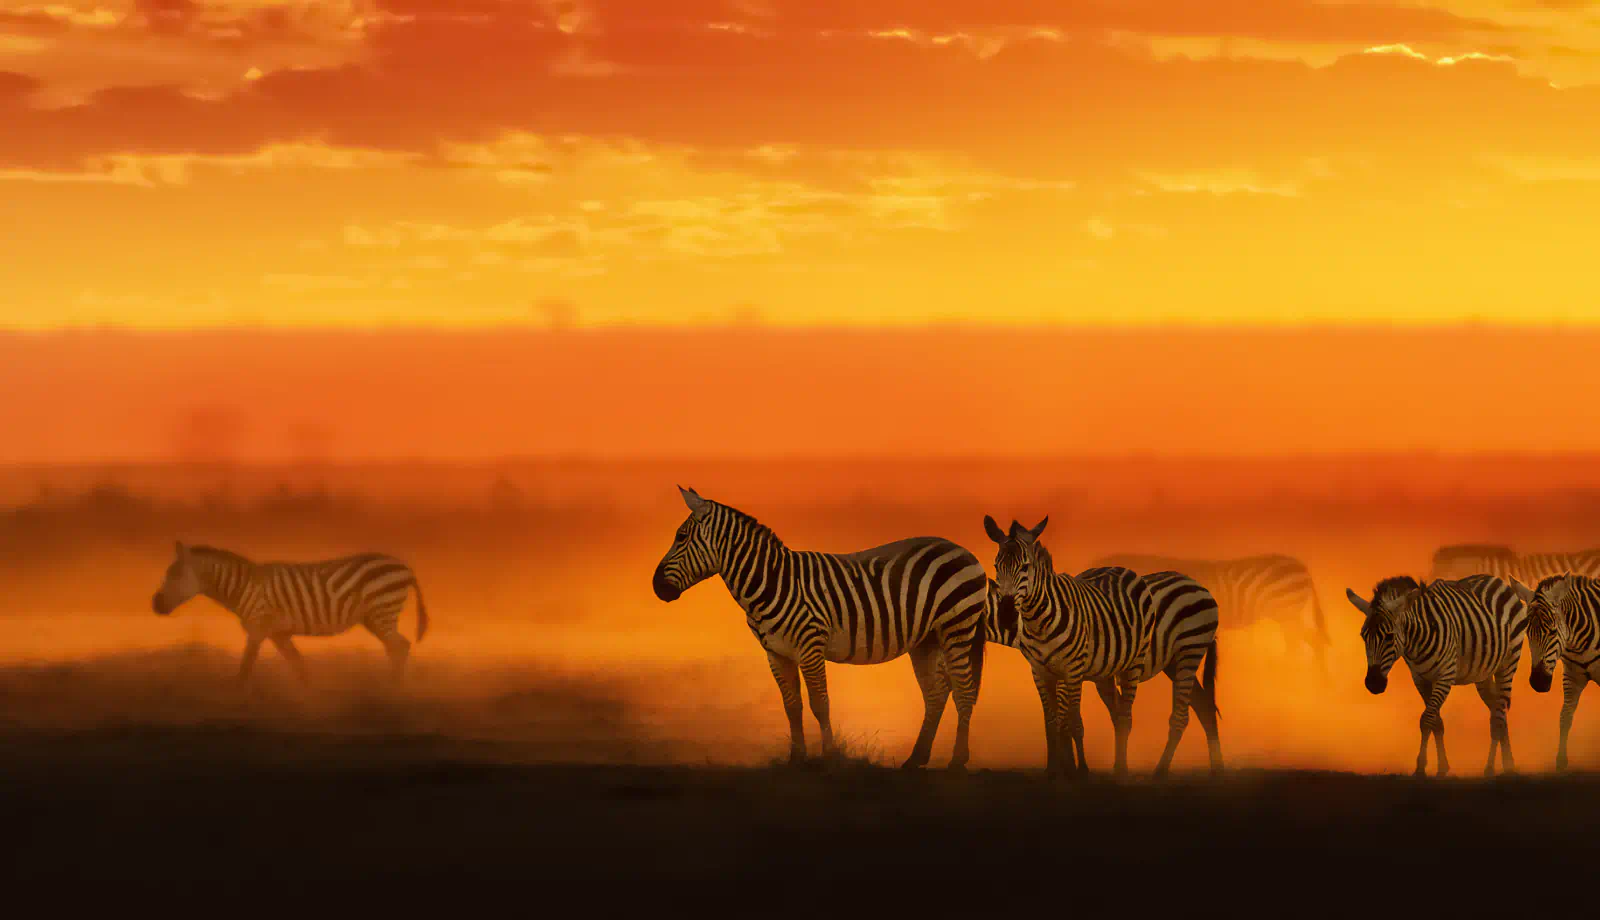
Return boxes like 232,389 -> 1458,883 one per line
4,456 -> 1600,902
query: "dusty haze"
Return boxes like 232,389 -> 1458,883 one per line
3,455 -> 1597,775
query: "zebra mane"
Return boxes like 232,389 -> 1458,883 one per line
1434,543 -> 1517,560
187,545 -> 254,567
711,501 -> 785,548
1370,575 -> 1422,610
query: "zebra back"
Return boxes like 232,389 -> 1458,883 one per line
1409,574 -> 1528,679
1428,543 -> 1521,583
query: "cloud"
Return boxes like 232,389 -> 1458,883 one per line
0,139 -> 420,184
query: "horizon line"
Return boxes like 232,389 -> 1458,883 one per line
14,449 -> 1600,469
7,319 -> 1600,337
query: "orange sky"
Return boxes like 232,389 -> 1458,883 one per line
5,1 -> 1600,328
8,324 -> 1600,462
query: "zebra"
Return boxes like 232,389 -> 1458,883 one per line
1090,551 -> 1328,680
650,487 -> 988,771
151,541 -> 429,684
984,515 -> 1221,778
1344,573 -> 1526,777
1509,575 -> 1600,771
1429,543 -> 1600,586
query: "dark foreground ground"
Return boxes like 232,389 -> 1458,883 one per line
3,724 -> 1598,910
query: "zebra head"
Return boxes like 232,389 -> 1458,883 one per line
1512,576 -> 1572,694
153,541 -> 203,616
652,486 -> 718,603
985,515 -> 1050,619
1345,575 -> 1420,695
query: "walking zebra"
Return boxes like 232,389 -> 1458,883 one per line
1509,575 -> 1600,771
1429,543 -> 1600,586
650,487 -> 988,771
1345,574 -> 1526,776
984,516 -> 1221,778
151,541 -> 429,684
1090,552 -> 1328,679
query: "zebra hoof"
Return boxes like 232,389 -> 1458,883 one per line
945,762 -> 969,775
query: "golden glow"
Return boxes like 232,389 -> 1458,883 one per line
4,1 -> 1600,329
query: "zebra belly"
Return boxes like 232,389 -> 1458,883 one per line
823,634 -> 907,665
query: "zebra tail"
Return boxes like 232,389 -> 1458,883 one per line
1202,638 -> 1219,719
412,575 -> 429,643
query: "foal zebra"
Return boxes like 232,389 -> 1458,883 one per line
650,487 -> 989,770
1090,552 -> 1327,678
1345,574 -> 1526,777
1430,543 -> 1600,586
984,516 -> 1221,778
1510,575 -> 1600,770
151,541 -> 429,684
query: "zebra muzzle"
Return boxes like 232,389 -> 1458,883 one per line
152,593 -> 172,616
1363,669 -> 1387,694
1530,667 -> 1552,693
651,569 -> 682,602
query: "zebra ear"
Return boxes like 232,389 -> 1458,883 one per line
678,485 -> 708,515
1028,516 -> 1049,539
175,540 -> 187,558
983,515 -> 1007,544
1345,588 -> 1372,616
1509,580 -> 1535,604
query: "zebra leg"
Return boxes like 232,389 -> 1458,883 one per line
1154,653 -> 1206,779
1475,680 -> 1502,776
237,634 -> 263,683
363,619 -> 411,685
1112,672 -> 1141,777
1031,668 -> 1067,776
939,616 -> 986,772
1059,682 -> 1088,782
764,652 -> 807,765
1092,678 -> 1120,774
269,634 -> 310,685
1056,681 -> 1088,776
1556,667 -> 1587,772
798,649 -> 836,760
1414,680 -> 1452,777
902,642 -> 950,770
1188,669 -> 1224,775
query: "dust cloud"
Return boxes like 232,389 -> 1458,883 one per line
2,455 -> 1598,775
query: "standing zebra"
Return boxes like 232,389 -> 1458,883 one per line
1091,552 -> 1328,679
650,487 -> 988,771
1345,574 -> 1526,777
1429,543 -> 1600,586
984,515 -> 1221,778
151,541 -> 429,684
973,563 -> 1223,778
1509,575 -> 1600,771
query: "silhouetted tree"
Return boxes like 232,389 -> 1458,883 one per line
169,404 -> 250,466
533,297 -> 578,330
286,420 -> 335,466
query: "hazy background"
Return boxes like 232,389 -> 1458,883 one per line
5,324 -> 1599,775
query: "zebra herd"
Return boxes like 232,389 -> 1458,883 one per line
144,490 -> 1600,776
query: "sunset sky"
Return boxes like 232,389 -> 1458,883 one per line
6,0 -> 1600,329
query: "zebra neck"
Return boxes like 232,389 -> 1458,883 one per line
718,525 -> 794,616
1024,575 -> 1078,630
196,556 -> 253,614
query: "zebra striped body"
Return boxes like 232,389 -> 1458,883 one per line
1091,552 -> 1327,677
651,487 -> 988,770
978,566 -> 1223,777
151,541 -> 429,684
1429,543 -> 1600,586
1509,575 -> 1600,770
1345,573 -> 1526,777
985,515 -> 1220,778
